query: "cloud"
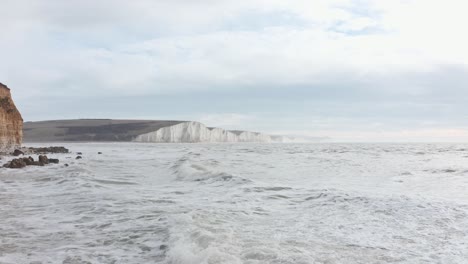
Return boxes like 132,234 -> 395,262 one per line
2,0 -> 468,141
198,113 -> 256,129
4,0 -> 468,92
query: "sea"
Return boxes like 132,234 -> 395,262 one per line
1,143 -> 468,264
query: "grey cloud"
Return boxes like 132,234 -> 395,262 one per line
2,0 -> 468,141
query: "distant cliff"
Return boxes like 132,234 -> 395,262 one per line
23,119 -> 297,143
134,121 -> 275,143
0,83 -> 23,152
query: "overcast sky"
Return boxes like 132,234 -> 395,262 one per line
2,0 -> 468,141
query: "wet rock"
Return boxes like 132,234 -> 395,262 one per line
76,156 -> 82,160
28,146 -> 69,154
2,155 -> 61,168
12,149 -> 24,156
38,155 -> 49,164
31,161 -> 44,166
3,158 -> 26,168
49,158 -> 59,164
22,156 -> 34,165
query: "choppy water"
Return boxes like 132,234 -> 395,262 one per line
1,143 -> 468,264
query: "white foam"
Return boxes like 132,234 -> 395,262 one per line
1,142 -> 468,263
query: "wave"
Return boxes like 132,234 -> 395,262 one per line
170,155 -> 252,185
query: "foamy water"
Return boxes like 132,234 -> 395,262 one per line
1,143 -> 468,263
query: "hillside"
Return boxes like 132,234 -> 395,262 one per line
23,119 -> 289,143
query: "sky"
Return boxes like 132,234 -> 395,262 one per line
1,0 -> 468,142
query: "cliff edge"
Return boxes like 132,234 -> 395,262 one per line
0,83 -> 23,152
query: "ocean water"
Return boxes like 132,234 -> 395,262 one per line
1,143 -> 468,264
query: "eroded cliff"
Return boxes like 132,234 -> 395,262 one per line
0,83 -> 23,152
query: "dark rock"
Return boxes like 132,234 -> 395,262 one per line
64,163 -> 69,167
38,155 -> 49,164
4,158 -> 26,168
77,152 -> 83,155
29,146 -> 69,154
12,149 -> 24,156
31,161 -> 44,166
49,158 -> 59,164
22,156 -> 34,165
76,156 -> 82,160
159,245 -> 168,250
98,152 -> 102,154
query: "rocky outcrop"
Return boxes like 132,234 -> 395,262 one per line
0,83 -> 23,153
2,155 -> 60,169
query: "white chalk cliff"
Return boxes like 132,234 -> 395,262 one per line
23,119 -> 314,143
134,121 -> 282,143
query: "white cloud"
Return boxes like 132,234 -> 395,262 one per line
2,0 -> 468,140
3,0 -> 468,95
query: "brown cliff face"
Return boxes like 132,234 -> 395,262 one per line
0,83 -> 23,153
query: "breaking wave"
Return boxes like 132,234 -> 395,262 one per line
2,142 -> 468,263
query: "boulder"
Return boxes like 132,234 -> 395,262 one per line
3,158 -> 26,168
22,156 -> 34,165
49,158 -> 59,164
2,155 -> 61,168
12,149 -> 24,156
76,156 -> 82,160
38,155 -> 49,164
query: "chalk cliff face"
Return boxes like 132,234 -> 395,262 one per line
0,83 -> 23,152
134,121 -> 276,143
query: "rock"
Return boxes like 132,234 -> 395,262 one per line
38,155 -> 49,164
4,158 -> 26,168
2,155 -> 60,168
31,161 -> 44,166
12,149 -> 24,156
98,152 -> 102,154
77,152 -> 83,155
49,158 -> 59,164
64,163 -> 69,167
0,83 -> 23,153
76,156 -> 82,160
22,156 -> 34,165
29,146 -> 69,154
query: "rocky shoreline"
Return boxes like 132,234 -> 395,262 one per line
1,146 -> 70,169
